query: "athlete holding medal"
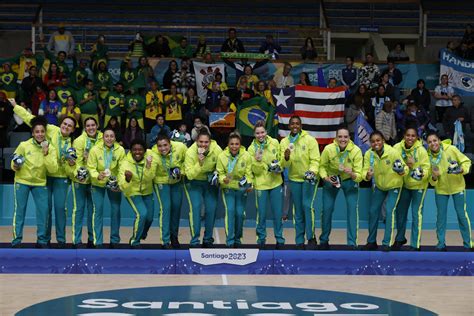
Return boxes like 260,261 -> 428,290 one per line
392,127 -> 430,251
362,131 -> 407,251
427,132 -> 473,251
184,130 -> 222,248
319,126 -> 363,250
248,121 -> 285,250
118,139 -> 156,248
11,116 -> 58,248
87,127 -> 125,248
67,117 -> 103,248
11,99 -> 76,247
281,116 -> 320,250
216,132 -> 253,248
151,133 -> 187,249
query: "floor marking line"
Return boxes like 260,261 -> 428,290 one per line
221,274 -> 228,285
214,227 -> 221,244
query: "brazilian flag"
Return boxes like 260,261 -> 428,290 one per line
236,97 -> 275,137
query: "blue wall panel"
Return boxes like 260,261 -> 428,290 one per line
1,184 -> 473,230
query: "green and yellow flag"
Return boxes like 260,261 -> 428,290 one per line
236,97 -> 275,137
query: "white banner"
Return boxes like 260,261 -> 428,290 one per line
189,249 -> 259,266
193,61 -> 226,103
439,49 -> 474,96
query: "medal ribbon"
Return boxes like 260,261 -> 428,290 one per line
227,154 -> 239,175
161,149 -> 173,175
104,146 -> 113,169
86,135 -> 97,152
134,161 -> 145,190
336,146 -> 349,166
401,147 -> 417,162
429,146 -> 443,166
369,146 -> 384,188
289,133 -> 300,144
57,132 -> 69,160
254,138 -> 266,152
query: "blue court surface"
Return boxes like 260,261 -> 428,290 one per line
15,285 -> 438,315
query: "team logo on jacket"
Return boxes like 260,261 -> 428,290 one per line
386,160 -> 391,165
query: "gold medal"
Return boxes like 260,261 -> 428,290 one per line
338,164 -> 345,172
197,147 -> 205,155
41,140 -> 49,148
103,169 -> 111,177
288,143 -> 295,152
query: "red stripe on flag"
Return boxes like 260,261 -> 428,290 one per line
316,137 -> 334,144
295,110 -> 345,119
295,85 -> 347,93
277,113 -> 294,118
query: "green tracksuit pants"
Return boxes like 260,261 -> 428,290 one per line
126,194 -> 154,246
367,187 -> 403,246
154,183 -> 183,245
70,182 -> 93,245
184,180 -> 218,246
90,186 -> 122,246
395,188 -> 427,249
255,186 -> 285,245
46,176 -> 70,243
320,179 -> 359,246
435,191 -> 473,249
222,188 -> 246,246
12,183 -> 49,246
289,181 -> 318,245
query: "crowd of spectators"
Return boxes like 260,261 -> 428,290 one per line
0,26 -> 472,155
444,24 -> 474,60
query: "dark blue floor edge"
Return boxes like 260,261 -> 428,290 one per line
1,249 -> 472,276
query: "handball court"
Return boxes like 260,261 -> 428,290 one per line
1,226 -> 472,315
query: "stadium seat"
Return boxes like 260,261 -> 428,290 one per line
146,133 -> 153,148
8,132 -> 31,148
2,147 -> 15,171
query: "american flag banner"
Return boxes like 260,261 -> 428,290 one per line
272,85 -> 346,144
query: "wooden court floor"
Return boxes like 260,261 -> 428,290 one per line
0,227 -> 473,315
0,226 -> 469,247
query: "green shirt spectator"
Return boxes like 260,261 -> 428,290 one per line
69,58 -> 89,90
93,59 -> 113,101
55,79 -> 75,106
77,80 -> 102,124
171,37 -> 193,58
0,62 -> 19,98
103,82 -> 125,127
0,47 -> 45,82
43,46 -> 70,76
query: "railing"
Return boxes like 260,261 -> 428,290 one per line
31,22 -> 332,60
419,1 -> 427,48
320,1 -> 331,60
